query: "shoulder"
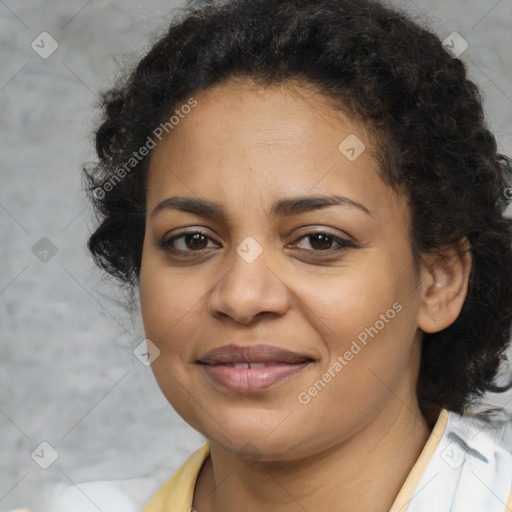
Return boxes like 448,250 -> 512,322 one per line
143,442 -> 210,512
43,479 -> 141,512
445,409 -> 512,471
407,409 -> 512,512
40,472 -> 172,512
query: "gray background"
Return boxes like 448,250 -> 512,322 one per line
1,0 -> 511,510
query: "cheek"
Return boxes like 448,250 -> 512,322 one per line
305,266 -> 399,338
139,265 -> 174,342
308,250 -> 420,371
290,273 -> 420,450
139,251 -> 209,430
139,241 -> 204,343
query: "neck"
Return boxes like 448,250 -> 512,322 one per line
193,400 -> 435,512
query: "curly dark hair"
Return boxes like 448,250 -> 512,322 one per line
83,0 -> 512,415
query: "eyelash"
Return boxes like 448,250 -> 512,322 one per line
156,228 -> 356,256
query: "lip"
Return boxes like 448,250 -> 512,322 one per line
198,344 -> 314,393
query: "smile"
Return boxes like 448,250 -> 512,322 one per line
198,344 -> 315,392
201,361 -> 312,392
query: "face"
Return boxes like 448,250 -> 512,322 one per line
139,79 -> 426,461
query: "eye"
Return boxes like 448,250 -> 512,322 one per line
156,228 -> 356,257
156,229 -> 219,253
291,231 -> 356,253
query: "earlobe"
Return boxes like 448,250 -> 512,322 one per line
417,239 -> 472,334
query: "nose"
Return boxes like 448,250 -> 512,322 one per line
207,243 -> 290,326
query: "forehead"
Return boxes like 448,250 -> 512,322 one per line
154,79 -> 365,155
146,79 -> 404,220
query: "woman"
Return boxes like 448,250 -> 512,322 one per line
84,0 -> 512,510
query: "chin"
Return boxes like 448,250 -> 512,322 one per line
198,412 -> 315,459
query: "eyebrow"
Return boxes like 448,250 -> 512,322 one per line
151,194 -> 373,220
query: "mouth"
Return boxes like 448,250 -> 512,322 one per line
197,344 -> 315,393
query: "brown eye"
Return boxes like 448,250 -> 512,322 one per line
293,231 -> 355,252
182,232 -> 209,250
157,229 -> 219,253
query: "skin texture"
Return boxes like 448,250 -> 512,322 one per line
139,79 -> 471,512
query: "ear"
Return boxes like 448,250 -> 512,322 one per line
417,238 -> 472,334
